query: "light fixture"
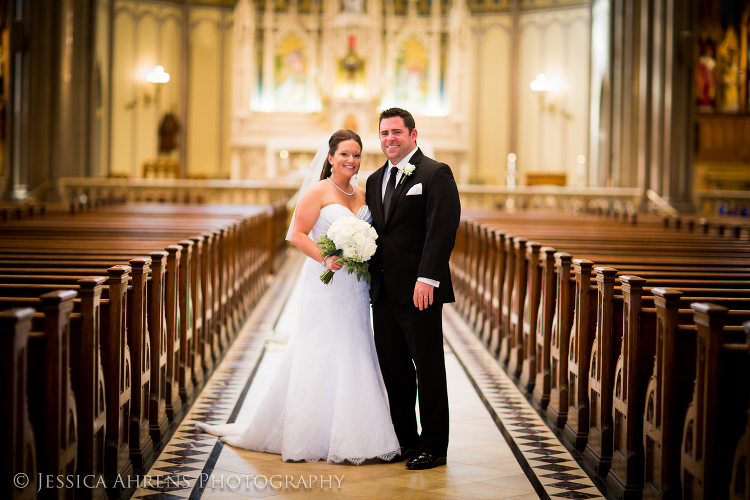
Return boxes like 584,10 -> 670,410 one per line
577,155 -> 586,164
147,65 -> 170,83
279,150 -> 289,159
530,73 -> 561,92
125,65 -> 171,110
530,73 -> 572,120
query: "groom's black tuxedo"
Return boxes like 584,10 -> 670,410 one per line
366,147 -> 460,458
366,148 -> 461,305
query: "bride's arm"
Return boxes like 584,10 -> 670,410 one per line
290,186 -> 343,271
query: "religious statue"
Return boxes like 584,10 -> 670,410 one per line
340,35 -> 364,98
158,112 -> 180,155
718,27 -> 742,113
695,41 -> 717,112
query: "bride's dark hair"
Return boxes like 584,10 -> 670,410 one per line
319,129 -> 363,180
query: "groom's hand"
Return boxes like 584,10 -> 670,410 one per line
413,281 -> 434,310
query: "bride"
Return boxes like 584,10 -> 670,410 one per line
195,129 -> 401,464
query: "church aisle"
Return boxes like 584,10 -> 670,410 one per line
133,250 -> 598,499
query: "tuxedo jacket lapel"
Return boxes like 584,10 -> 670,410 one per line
385,148 -> 423,225
374,161 -> 388,227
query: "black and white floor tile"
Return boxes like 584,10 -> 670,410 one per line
442,305 -> 605,500
130,250 -> 607,500
132,253 -> 304,500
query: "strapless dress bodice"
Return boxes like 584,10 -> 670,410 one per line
312,204 -> 373,241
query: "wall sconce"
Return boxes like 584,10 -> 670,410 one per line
147,65 -> 170,84
125,65 -> 171,110
530,73 -> 572,120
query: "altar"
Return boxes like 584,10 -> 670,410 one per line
229,0 -> 471,183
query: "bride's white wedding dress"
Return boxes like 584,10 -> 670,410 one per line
196,204 -> 400,464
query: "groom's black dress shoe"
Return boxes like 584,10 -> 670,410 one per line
382,448 -> 420,463
406,452 -> 447,470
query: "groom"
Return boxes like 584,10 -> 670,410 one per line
366,108 -> 461,470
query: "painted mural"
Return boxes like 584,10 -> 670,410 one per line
395,37 -> 428,109
275,35 -> 307,107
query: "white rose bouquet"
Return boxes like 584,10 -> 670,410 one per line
316,215 -> 378,285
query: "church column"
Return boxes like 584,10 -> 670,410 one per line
509,0 -> 519,159
610,0 -> 641,188
426,0 -> 441,110
233,0 -> 256,115
2,0 -> 96,202
261,0 -> 275,109
637,0 -> 695,212
180,0 -> 192,178
447,0 -> 469,119
319,0 -> 331,98
2,0 -> 34,201
382,0 -> 397,107
660,0 -> 695,212
369,0 -> 383,98
636,0 -> 654,210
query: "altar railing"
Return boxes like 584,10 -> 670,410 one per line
695,189 -> 750,217
60,177 -> 299,205
456,184 -> 642,213
51,177 -> 750,217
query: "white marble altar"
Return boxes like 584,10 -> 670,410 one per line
229,0 -> 471,181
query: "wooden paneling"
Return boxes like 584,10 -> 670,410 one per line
695,114 -> 750,163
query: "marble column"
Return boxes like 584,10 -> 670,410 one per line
447,0 -> 470,120
427,0 -> 441,110
261,0 -> 276,109
382,0 -> 397,108
610,0 -> 640,189
179,0 -> 192,178
509,0 -> 519,159
2,0 -> 96,202
233,0 -> 256,115
636,0 -> 695,212
660,0 -> 695,212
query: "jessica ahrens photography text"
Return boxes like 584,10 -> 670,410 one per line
17,473 -> 345,492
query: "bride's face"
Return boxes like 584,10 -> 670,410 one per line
328,140 -> 362,179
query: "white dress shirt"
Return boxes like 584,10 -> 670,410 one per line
381,146 -> 440,288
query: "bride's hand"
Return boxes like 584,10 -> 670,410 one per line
324,255 -> 343,271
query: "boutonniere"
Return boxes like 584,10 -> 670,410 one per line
398,163 -> 416,185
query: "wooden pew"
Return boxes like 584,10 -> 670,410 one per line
729,323 -> 750,500
25,291 -> 79,498
641,289 -> 746,500
610,284 -> 750,499
577,273 -> 750,475
681,304 -> 749,499
452,212 -> 750,499
1,202 -> 284,496
1,308 -> 39,500
547,252 -> 574,427
529,247 -> 557,410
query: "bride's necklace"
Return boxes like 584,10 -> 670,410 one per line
327,177 -> 354,196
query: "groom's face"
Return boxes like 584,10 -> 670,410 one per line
379,117 -> 417,165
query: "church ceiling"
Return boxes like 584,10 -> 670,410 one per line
156,0 -> 586,14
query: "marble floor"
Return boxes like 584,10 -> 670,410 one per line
133,252 -> 605,500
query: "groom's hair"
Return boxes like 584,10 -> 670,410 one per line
379,108 -> 416,133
